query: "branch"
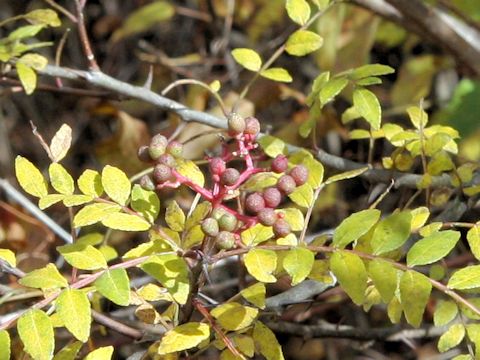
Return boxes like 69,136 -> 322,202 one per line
37,65 -> 452,189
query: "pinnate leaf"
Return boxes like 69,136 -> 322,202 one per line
165,200 -> 185,231
19,263 -> 68,290
94,268 -> 130,306
448,265 -> 480,290
83,346 -> 113,360
244,249 -> 277,283
330,251 -> 367,305
325,167 -> 368,184
211,302 -> 258,331
56,289 -> 91,342
175,159 -> 205,187
17,62 -> 37,95
288,183 -> 314,208
253,321 -> 285,360
286,0 -> 310,25
49,123 -> 72,162
240,283 -> 266,309
333,209 -> 380,248
57,243 -> 107,270
241,223 -> 274,246
102,212 -> 151,231
158,322 -> 210,355
231,48 -> 262,72
438,324 -> 465,353
434,300 -> 458,326
15,156 -> 48,197
406,230 -> 460,267
286,30 -> 323,56
351,64 -> 395,80
260,68 -> 292,82
18,309 -> 54,360
368,258 -> 398,303
53,341 -> 83,360
0,330 -> 10,360
319,77 -> 348,106
49,163 -> 74,195
78,169 -> 103,197
467,225 -> 480,261
73,203 -> 121,227
63,194 -> 94,207
353,88 -> 381,130
371,211 -> 412,255
101,165 -> 131,205
0,249 -> 16,267
399,270 -> 432,327
131,184 -> 160,223
25,9 -> 61,27
283,247 -> 314,285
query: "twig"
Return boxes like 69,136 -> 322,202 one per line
42,0 -> 78,23
54,29 -> 71,88
91,309 -> 143,339
74,0 -> 99,70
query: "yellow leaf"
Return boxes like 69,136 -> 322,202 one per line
158,322 -> 210,355
25,9 -> 61,27
260,68 -> 292,82
211,302 -> 259,331
18,309 -> 54,360
73,203 -> 121,227
49,163 -> 74,195
0,249 -> 16,267
231,48 -> 262,72
18,53 -> 48,71
19,263 -> 68,290
101,165 -> 131,205
83,346 -> 114,360
0,330 -> 10,360
253,322 -> 285,360
63,194 -> 94,207
175,159 -> 205,187
283,247 -> 314,285
78,169 -> 103,197
244,249 -> 277,283
57,243 -> 107,270
285,30 -> 323,56
16,62 -> 37,95
102,213 -> 151,231
165,200 -> 185,231
39,194 -> 65,209
240,283 -> 266,309
285,0 -> 311,25
15,156 -> 48,197
56,289 -> 91,342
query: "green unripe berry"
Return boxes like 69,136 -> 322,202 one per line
245,192 -> 265,214
201,218 -> 219,237
277,175 -> 296,195
218,213 -> 238,231
140,175 -> 155,191
215,231 -> 236,250
211,207 -> 228,221
258,208 -> 277,226
149,134 -> 168,160
221,168 -> 240,186
273,218 -> 291,238
153,164 -> 173,183
166,141 -> 184,158
227,112 -> 246,134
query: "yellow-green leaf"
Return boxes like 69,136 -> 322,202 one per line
448,265 -> 480,290
130,184 -> 160,223
241,223 -> 274,246
351,64 -> 395,80
407,106 -> 428,130
19,53 -> 48,71
467,225 -> 480,261
49,163 -> 74,195
78,169 -> 103,197
49,124 -> 72,162
399,270 -> 432,327
288,183 -> 314,208
231,48 -> 262,72
324,167 -> 368,184
407,230 -> 460,267
434,300 -> 458,326
101,165 -> 131,205
25,9 -> 61,27
102,212 -> 151,231
371,211 -> 412,255
0,248 -> 16,267
410,206 -> 430,231
0,330 -> 10,360
18,309 -> 54,360
438,324 -> 465,353
240,283 -> 266,309
9,24 -> 44,40
244,249 -> 277,283
286,30 -> 323,56
39,194 -> 65,209
333,209 -> 380,248
286,0 -> 310,25
15,156 -> 48,197
258,136 -> 286,158
277,208 -> 304,231
211,302 -> 258,331
330,251 -> 367,305
56,289 -> 91,342
165,200 -> 185,231
368,258 -> 398,303
260,68 -> 292,82
57,243 -> 107,270
63,194 -> 94,207
158,322 -> 210,355
53,341 -> 83,360
253,321 -> 285,360
283,247 -> 315,285
16,62 -> 37,95
353,88 -> 381,130
175,159 -> 205,187
319,77 -> 348,106
303,157 -> 324,188
83,346 -> 113,360
73,203 -> 121,227
94,268 -> 130,306
19,263 -> 68,290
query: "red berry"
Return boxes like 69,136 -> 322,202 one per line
166,141 -> 184,158
245,192 -> 265,214
158,153 -> 176,167
258,208 -> 277,226
153,164 -> 173,183
209,157 -> 226,176
263,187 -> 282,208
149,134 -> 168,160
290,165 -> 309,186
227,113 -> 246,134
138,145 -> 152,162
276,175 -> 296,195
271,155 -> 288,173
216,231 -> 236,250
273,218 -> 291,238
220,168 -> 240,186
244,117 -> 260,136
201,218 -> 219,237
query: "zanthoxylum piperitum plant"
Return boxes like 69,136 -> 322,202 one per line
3,0 -> 480,359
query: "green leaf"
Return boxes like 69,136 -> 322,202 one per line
175,159 -> 205,187
94,269 -> 130,306
130,184 -> 160,223
185,201 -> 211,230
283,247 -> 315,285
211,302 -> 258,331
18,309 -> 54,360
353,88 -> 381,130
406,230 -> 460,267
56,289 -> 91,342
165,200 -> 185,231
53,341 -> 83,360
410,206 -> 430,231
158,322 -> 210,355
73,203 -> 121,227
371,211 -> 412,255
448,265 -> 480,290
241,223 -> 274,246
63,194 -> 94,207
9,24 -> 45,41
257,136 -> 286,158
141,254 -> 190,304
407,106 -> 428,129
303,157 -> 324,188
231,48 -> 262,72
319,77 -> 348,106
260,68 -> 292,82
351,64 -> 395,80
399,270 -> 432,327
277,208 -> 304,231
57,243 -> 107,270
253,321 -> 285,360
83,346 -> 113,360
78,169 -> 103,197
324,167 -> 368,184
285,30 -> 323,56
434,300 -> 458,326
16,63 -> 37,95
356,76 -> 382,86
38,194 -> 65,209
240,283 -> 266,309
438,324 -> 465,353
101,165 -> 131,205
286,0 -> 311,25
49,163 -> 74,195
15,156 -> 48,197
330,251 -> 367,305
25,9 -> 61,27
467,225 -> 480,261
333,209 -> 380,248
244,249 -> 277,283
102,212 -> 151,231
0,248 -> 16,267
288,183 -> 314,208
19,263 -> 68,290
368,258 -> 398,303
0,330 -> 10,360
48,124 -> 72,162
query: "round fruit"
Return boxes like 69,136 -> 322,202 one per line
149,134 -> 168,160
276,175 -> 296,195
290,165 -> 309,186
245,192 -> 265,214
137,145 -> 152,162
139,175 -> 155,191
263,187 -> 282,208
227,112 -> 246,134
209,157 -> 226,175
201,218 -> 219,237
273,218 -> 291,238
153,164 -> 173,183
271,155 -> 288,173
211,207 -> 228,221
218,213 -> 238,231
244,117 -> 260,136
220,168 -> 240,186
216,231 -> 236,250
158,153 -> 176,167
258,208 -> 277,226
166,141 -> 184,158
